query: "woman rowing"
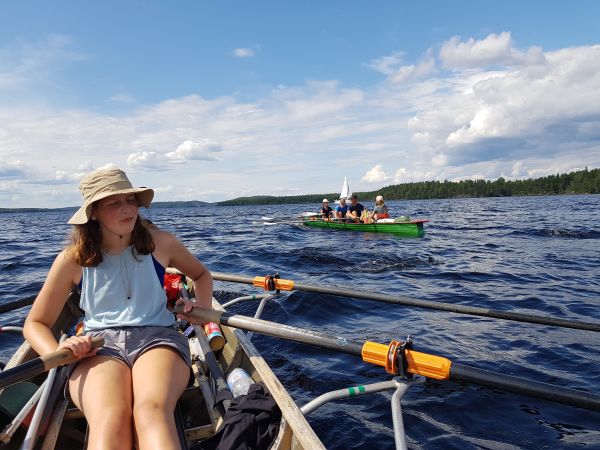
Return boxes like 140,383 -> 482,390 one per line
23,167 -> 210,450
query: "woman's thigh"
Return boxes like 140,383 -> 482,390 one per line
131,346 -> 189,410
69,355 -> 133,416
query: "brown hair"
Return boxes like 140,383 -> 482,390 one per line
69,216 -> 155,266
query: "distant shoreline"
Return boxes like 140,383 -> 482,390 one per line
2,168 -> 598,211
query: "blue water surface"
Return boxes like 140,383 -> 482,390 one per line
1,195 -> 599,449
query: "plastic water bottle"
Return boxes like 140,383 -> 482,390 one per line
227,368 -> 254,397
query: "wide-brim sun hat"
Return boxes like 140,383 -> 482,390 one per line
68,168 -> 154,225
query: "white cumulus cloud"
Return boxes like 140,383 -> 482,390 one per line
362,165 -> 391,183
127,151 -> 161,168
440,31 -> 546,70
165,140 -> 222,163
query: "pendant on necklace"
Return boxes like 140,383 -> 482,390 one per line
120,252 -> 132,300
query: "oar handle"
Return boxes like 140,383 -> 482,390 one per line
0,336 -> 104,390
40,336 -> 105,371
173,304 -> 222,324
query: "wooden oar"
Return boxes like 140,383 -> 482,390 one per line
173,306 -> 600,412
0,337 -> 104,389
209,272 -> 600,332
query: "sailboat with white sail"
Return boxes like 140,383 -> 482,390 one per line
335,176 -> 351,204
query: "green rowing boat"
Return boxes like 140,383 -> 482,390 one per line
302,218 -> 427,237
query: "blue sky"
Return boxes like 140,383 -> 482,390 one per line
1,1 -> 599,208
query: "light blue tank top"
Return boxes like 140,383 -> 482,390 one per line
80,246 -> 175,331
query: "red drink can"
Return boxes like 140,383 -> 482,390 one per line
203,322 -> 225,351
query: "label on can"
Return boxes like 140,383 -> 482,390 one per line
203,322 -> 225,351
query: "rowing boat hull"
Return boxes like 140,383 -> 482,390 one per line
302,219 -> 427,237
0,289 -> 324,449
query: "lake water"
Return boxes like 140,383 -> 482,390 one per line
1,195 -> 599,449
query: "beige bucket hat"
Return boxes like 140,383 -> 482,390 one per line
68,168 -> 154,225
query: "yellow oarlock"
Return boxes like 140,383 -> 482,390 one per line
252,276 -> 295,291
361,340 -> 451,380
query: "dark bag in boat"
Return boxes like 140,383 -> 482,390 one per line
194,383 -> 281,450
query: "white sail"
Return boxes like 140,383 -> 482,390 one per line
340,176 -> 351,199
336,176 -> 351,203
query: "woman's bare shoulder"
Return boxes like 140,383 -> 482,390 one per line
58,246 -> 78,265
49,247 -> 82,284
149,225 -> 174,239
149,227 -> 179,248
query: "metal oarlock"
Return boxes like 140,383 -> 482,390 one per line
393,336 -> 413,379
364,337 -> 413,377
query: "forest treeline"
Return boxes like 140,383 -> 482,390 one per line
2,168 -> 598,212
216,168 -> 600,206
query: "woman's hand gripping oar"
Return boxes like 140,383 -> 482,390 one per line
0,336 -> 104,389
173,305 -> 600,412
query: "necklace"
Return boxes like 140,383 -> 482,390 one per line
119,251 -> 132,300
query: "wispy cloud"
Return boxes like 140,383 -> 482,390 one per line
109,93 -> 136,104
233,47 -> 255,58
368,51 -> 404,75
0,34 -> 84,97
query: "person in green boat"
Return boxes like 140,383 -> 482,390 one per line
335,197 -> 348,219
23,167 -> 209,450
319,198 -> 334,220
347,194 -> 365,223
371,195 -> 390,221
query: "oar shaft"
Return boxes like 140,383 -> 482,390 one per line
175,306 -> 600,411
210,272 -> 600,332
0,337 -> 104,390
179,307 -> 364,356
0,296 -> 36,314
451,363 -> 600,412
0,359 -> 45,388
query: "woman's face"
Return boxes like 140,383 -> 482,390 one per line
93,193 -> 139,235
